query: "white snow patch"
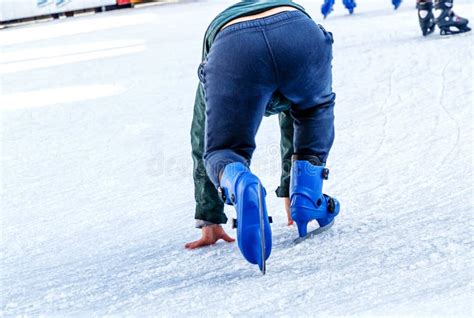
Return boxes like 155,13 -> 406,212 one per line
1,85 -> 123,110
1,0 -> 472,316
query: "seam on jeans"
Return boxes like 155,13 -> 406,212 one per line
215,28 -> 262,42
259,15 -> 308,32
216,14 -> 307,42
261,29 -> 280,85
215,15 -> 307,44
219,11 -> 305,35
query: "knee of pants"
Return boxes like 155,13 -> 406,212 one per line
291,96 -> 335,122
292,101 -> 335,160
203,149 -> 249,187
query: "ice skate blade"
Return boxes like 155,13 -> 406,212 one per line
293,220 -> 335,245
260,256 -> 266,275
440,27 -> 471,36
258,183 -> 266,275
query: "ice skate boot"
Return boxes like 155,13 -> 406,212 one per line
343,0 -> 357,14
321,0 -> 335,18
219,162 -> 272,274
392,0 -> 402,10
435,0 -> 471,35
417,2 -> 436,36
290,155 -> 340,243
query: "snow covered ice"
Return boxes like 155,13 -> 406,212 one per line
1,0 -> 473,316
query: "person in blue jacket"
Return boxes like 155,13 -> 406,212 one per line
186,1 -> 340,271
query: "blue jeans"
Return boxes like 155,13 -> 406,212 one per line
201,10 -> 335,187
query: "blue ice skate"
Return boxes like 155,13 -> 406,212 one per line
343,0 -> 357,14
392,0 -> 402,10
290,156 -> 340,242
220,163 -> 272,274
321,0 -> 335,18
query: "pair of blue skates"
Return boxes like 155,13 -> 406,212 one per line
321,0 -> 402,18
321,0 -> 357,18
219,156 -> 340,274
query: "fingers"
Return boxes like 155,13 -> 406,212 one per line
185,228 -> 235,249
185,239 -> 212,249
220,233 -> 235,243
215,226 -> 235,243
284,197 -> 293,226
286,210 -> 294,226
184,241 -> 197,249
284,197 -> 291,211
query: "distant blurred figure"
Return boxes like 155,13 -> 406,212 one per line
321,0 -> 402,19
321,0 -> 357,18
37,0 -> 51,6
417,0 -> 471,35
392,0 -> 403,9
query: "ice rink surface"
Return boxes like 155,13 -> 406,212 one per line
1,0 -> 473,316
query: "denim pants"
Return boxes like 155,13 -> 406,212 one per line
200,10 -> 335,187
